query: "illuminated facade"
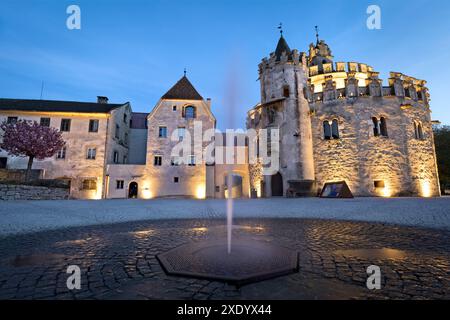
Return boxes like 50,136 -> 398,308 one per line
247,34 -> 441,197
0,35 -> 441,199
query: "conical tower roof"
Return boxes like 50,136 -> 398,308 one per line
274,35 -> 292,61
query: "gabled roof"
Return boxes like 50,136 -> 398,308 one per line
274,35 -> 292,61
161,76 -> 203,100
0,98 -> 128,114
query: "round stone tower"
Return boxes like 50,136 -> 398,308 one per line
256,34 -> 315,196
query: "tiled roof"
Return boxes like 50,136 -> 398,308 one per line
0,98 -> 127,114
161,76 -> 203,100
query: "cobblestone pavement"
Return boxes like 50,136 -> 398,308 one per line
0,218 -> 449,300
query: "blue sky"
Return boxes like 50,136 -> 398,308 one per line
1,0 -> 449,129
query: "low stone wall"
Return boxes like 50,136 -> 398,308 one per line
0,184 -> 69,200
0,169 -> 42,182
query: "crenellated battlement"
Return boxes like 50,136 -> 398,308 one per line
306,67 -> 430,106
308,61 -> 375,77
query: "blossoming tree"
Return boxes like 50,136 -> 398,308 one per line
0,120 -> 65,180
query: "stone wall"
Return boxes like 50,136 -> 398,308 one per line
0,169 -> 42,182
310,96 -> 440,197
0,184 -> 69,200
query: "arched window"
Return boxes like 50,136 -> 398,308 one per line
323,121 -> 332,140
380,117 -> 388,137
331,119 -> 339,139
415,121 -> 424,140
372,117 -> 380,136
414,121 -> 418,139
183,106 -> 196,119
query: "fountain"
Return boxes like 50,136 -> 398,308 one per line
157,66 -> 299,285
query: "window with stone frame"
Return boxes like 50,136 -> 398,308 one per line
374,180 -> 385,189
7,117 -> 18,124
82,179 -> 97,191
331,119 -> 340,139
158,126 -> 167,138
115,124 -> 120,139
282,85 -> 290,98
40,117 -> 51,127
56,146 -> 67,160
86,148 -> 96,160
154,156 -> 162,166
372,117 -> 388,137
380,117 -> 388,137
323,121 -> 332,140
414,121 -> 424,140
116,180 -> 124,189
60,119 -> 71,132
89,119 -> 99,133
113,151 -> 119,164
183,106 -> 196,119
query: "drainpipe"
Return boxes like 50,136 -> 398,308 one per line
102,115 -> 111,199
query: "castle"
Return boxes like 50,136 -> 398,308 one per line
0,32 -> 441,199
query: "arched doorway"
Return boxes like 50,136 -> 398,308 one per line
128,182 -> 138,199
224,174 -> 243,199
271,172 -> 283,197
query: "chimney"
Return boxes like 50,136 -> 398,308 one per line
97,96 -> 109,104
206,98 -> 211,109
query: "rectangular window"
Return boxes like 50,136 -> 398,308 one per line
40,117 -> 50,127
188,155 -> 196,166
174,177 -> 179,183
7,117 -> 18,124
89,119 -> 99,133
87,148 -> 96,160
82,179 -> 97,191
154,156 -> 162,166
115,124 -> 120,139
374,180 -> 385,189
56,147 -> 66,160
113,151 -> 119,163
116,180 -> 124,189
172,105 -> 177,111
60,119 -> 71,132
177,127 -> 185,141
0,157 -> 7,169
159,126 -> 167,138
123,114 -> 127,124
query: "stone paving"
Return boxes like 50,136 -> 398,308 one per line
0,218 -> 449,300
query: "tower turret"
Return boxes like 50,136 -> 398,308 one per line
256,32 -> 315,196
308,27 -> 334,72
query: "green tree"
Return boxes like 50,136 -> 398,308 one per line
433,125 -> 450,194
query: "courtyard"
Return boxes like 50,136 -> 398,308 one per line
0,197 -> 449,300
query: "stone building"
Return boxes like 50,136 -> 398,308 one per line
247,33 -> 440,198
0,76 -> 250,199
0,34 -> 441,199
0,97 -> 132,199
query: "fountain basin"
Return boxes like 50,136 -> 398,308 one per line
157,238 -> 299,286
